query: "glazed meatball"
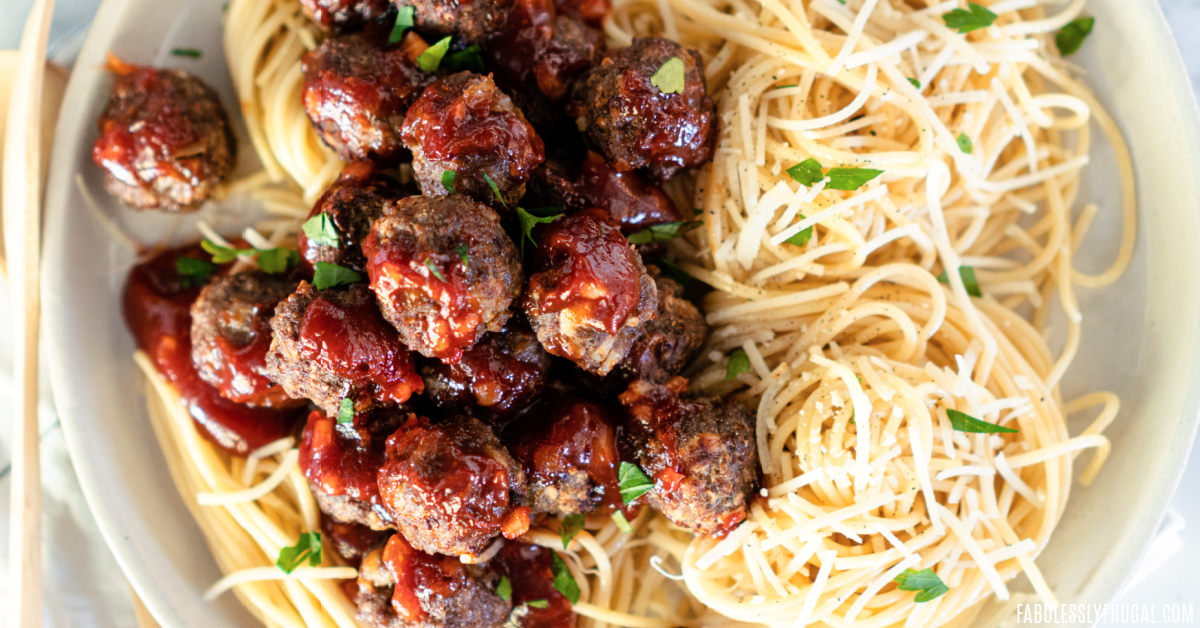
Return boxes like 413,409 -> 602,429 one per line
401,72 -> 544,211
420,318 -> 550,425
302,31 -> 433,164
530,151 -> 683,237
487,0 -> 604,103
605,266 -> 706,386
190,271 -> 303,408
300,0 -> 392,31
507,397 -> 622,515
323,515 -> 392,569
363,195 -> 522,361
266,282 -> 425,417
298,161 -> 409,273
301,408 -> 409,529
93,61 -> 235,212
390,0 -> 512,43
492,542 -> 576,628
567,38 -> 715,181
523,208 -> 658,375
356,533 -> 510,628
378,414 -> 530,557
619,377 -> 759,536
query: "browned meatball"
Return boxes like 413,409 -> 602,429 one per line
190,271 -> 303,408
356,533 -> 510,628
606,266 -> 706,385
92,61 -> 235,212
507,397 -> 622,515
486,0 -> 604,103
298,161 -> 410,273
362,195 -> 522,362
300,408 -> 409,530
300,0 -> 392,31
302,32 -> 433,164
619,377 -> 759,536
523,208 -> 657,375
567,38 -> 715,181
420,318 -> 550,425
266,282 -> 425,417
323,515 -> 392,569
378,414 -> 530,556
390,0 -> 512,43
401,72 -> 544,212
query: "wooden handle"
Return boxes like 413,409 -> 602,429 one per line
2,0 -> 56,626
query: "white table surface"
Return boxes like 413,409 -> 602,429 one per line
0,0 -> 1197,626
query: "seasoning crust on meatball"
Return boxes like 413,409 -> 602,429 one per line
567,37 -> 715,181
402,72 -> 544,211
299,161 -> 409,273
300,0 -> 393,31
93,61 -> 236,212
363,195 -> 522,362
604,266 -> 707,387
523,208 -> 658,375
619,376 -> 759,536
266,282 -> 425,417
190,271 -> 303,408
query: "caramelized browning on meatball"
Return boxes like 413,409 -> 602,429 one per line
356,533 -> 510,628
93,61 -> 235,212
486,0 -> 603,104
567,37 -> 715,181
266,282 -> 425,416
301,408 -> 409,529
300,0 -> 392,31
401,72 -> 544,211
302,32 -> 433,164
420,318 -> 550,424
605,266 -> 706,386
363,195 -> 522,362
298,161 -> 409,273
323,515 -> 392,569
619,377 -> 758,536
390,0 -> 513,43
379,414 -> 530,556
523,208 -> 657,375
190,271 -> 303,407
530,151 -> 683,237
507,397 -> 622,515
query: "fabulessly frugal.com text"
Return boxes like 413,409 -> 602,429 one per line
1015,604 -> 1195,624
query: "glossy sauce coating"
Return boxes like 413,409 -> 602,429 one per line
297,160 -> 408,273
123,247 -> 302,455
300,409 -> 400,529
383,533 -> 469,621
486,0 -> 603,103
493,542 -> 576,628
300,0 -> 391,30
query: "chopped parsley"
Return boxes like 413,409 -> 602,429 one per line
1055,16 -> 1094,56
444,43 -> 486,73
455,244 -> 469,268
418,36 -> 452,72
302,213 -> 339,248
942,3 -> 997,34
176,256 -> 215,287
957,133 -> 974,154
171,48 -> 202,59
424,258 -> 446,282
907,77 -> 921,89
276,531 -> 322,573
496,575 -> 512,602
936,265 -> 982,297
482,172 -> 506,206
337,398 -> 354,424
786,158 -> 824,187
558,514 -> 585,549
201,240 -> 244,264
726,348 -> 750,381
312,261 -> 364,290
626,220 -> 703,245
650,57 -> 686,95
527,600 -> 549,609
550,553 -> 581,604
389,6 -> 415,44
516,206 -> 563,255
617,462 -> 654,505
442,170 -> 456,193
257,248 -> 300,274
947,408 -> 1019,434
894,568 -> 949,603
611,510 -> 633,533
655,257 -> 694,289
824,167 -> 883,191
783,218 -> 812,247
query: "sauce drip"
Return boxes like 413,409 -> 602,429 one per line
383,533 -> 469,621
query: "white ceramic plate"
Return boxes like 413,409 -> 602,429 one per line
40,0 -> 1200,626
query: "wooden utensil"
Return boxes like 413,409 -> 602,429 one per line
3,0 -> 57,626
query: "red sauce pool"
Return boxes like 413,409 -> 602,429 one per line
122,246 -> 303,456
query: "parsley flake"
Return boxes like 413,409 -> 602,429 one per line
201,240 -> 245,264
171,48 -> 202,59
424,258 -> 446,282
942,3 -> 997,34
455,244 -> 469,268
389,6 -> 415,44
655,257 -> 694,289
783,217 -> 812,247
559,514 -> 585,549
947,409 -> 1019,434
176,256 -> 216,288
611,510 -> 633,533
786,158 -> 824,187
482,172 -> 505,206
516,206 -> 563,255
550,553 -> 581,604
257,248 -> 300,274
936,266 -> 982,297
496,575 -> 512,602
650,57 -> 686,95
418,36 -> 452,72
957,133 -> 974,154
617,462 -> 654,505
627,220 -> 703,244
442,170 -> 456,193
907,77 -> 921,89
894,568 -> 950,603
302,213 -> 339,248
337,398 -> 354,424
313,261 -> 364,290
276,531 -> 322,573
527,600 -> 549,609
824,167 -> 883,191
444,43 -> 486,73
726,348 -> 750,381
1055,16 -> 1094,56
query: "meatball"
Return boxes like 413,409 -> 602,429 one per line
420,318 -> 550,425
298,161 -> 409,273
523,208 -> 658,375
190,271 -> 303,407
567,37 -> 715,181
486,0 -> 604,103
493,542 -> 577,627
507,397 -> 622,515
356,533 -> 510,628
301,408 -> 409,529
300,0 -> 392,31
93,61 -> 235,212
401,72 -> 544,211
618,377 -> 759,536
266,282 -> 424,417
363,195 -> 522,361
302,31 -> 433,164
378,414 -> 530,557
605,266 -> 706,386
390,0 -> 512,43
323,515 -> 392,569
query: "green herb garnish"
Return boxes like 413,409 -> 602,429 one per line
942,3 -> 997,34
424,258 -> 446,282
257,248 -> 299,274
611,510 -> 632,533
655,257 -> 694,289
894,568 -> 950,603
201,240 -> 244,264
444,43 -> 486,73
947,408 -> 1019,434
418,36 -> 452,72
957,133 -> 974,154
302,213 -> 339,248
455,244 -> 469,268
783,218 -> 812,247
824,167 -> 883,191
1055,16 -> 1094,56
786,158 -> 824,187
442,170 -> 456,193
312,261 -> 364,290
337,398 -> 354,424
650,57 -> 686,95
936,266 -> 982,297
516,206 -> 563,254
389,6 -> 415,44
482,172 -> 505,206
176,256 -> 216,287
907,77 -> 921,89
726,348 -> 750,381
527,600 -> 549,609
559,514 -> 586,549
171,48 -> 201,59
617,462 -> 654,505
627,221 -> 703,245
496,575 -> 512,602
550,553 -> 581,604
276,531 -> 322,573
